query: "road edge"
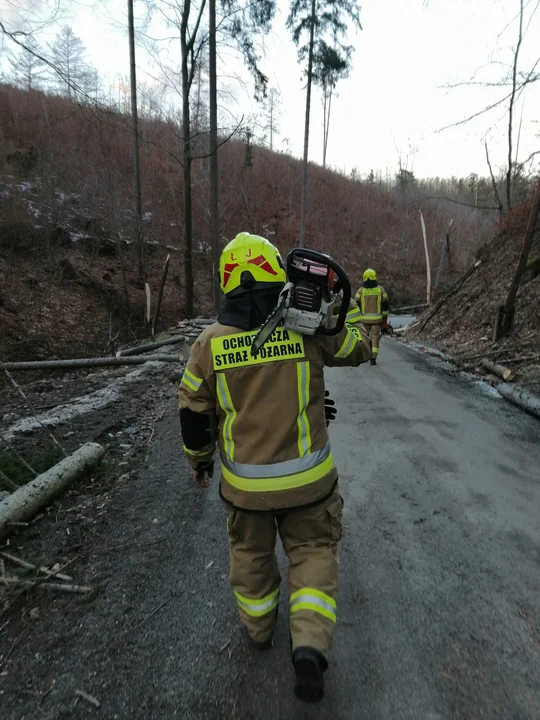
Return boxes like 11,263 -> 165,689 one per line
391,335 -> 540,421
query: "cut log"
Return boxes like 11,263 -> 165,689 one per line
0,442 -> 105,540
1,355 -> 182,371
480,359 -> 516,382
152,253 -> 171,337
0,577 -> 94,594
116,335 -> 186,357
497,384 -> 540,420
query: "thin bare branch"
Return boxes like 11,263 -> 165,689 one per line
485,141 -> 504,217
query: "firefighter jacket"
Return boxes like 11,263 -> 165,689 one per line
178,309 -> 371,512
355,284 -> 389,325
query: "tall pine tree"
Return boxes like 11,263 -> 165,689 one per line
48,26 -> 92,99
8,37 -> 48,91
287,0 -> 361,245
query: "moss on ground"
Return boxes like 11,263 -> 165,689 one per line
0,443 -> 64,486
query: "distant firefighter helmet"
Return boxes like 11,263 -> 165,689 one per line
363,268 -> 377,282
219,232 -> 286,295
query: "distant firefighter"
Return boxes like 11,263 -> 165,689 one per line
355,268 -> 390,365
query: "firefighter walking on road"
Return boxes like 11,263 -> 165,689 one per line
178,233 -> 371,703
355,268 -> 390,365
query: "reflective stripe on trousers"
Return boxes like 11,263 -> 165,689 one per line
290,588 -> 337,623
234,588 -> 279,617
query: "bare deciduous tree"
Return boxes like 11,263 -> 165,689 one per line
7,37 -> 48,91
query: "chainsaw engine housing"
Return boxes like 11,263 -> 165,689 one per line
250,248 -> 352,356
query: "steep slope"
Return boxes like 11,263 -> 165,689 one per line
408,201 -> 540,391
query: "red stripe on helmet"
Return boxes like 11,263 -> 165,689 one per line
247,255 -> 278,275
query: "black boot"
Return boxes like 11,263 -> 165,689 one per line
370,357 -> 377,365
249,633 -> 274,650
293,647 -> 325,703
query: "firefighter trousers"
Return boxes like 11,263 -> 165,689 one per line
366,323 -> 382,356
226,488 -> 343,661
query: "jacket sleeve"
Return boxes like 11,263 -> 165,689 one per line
317,299 -> 372,367
354,286 -> 362,310
380,286 -> 390,319
178,335 -> 218,470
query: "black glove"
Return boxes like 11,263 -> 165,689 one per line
324,390 -> 337,427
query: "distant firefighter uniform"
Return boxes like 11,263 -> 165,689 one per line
178,304 -> 371,658
355,271 -> 389,358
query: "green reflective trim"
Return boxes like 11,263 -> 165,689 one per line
296,362 -> 311,457
290,588 -> 337,622
216,373 -> 236,460
221,452 -> 334,492
234,588 -> 279,617
335,328 -> 358,359
181,367 -> 203,392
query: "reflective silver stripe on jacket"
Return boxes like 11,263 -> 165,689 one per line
221,442 -> 331,479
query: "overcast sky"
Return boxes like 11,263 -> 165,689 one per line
2,0 -> 539,179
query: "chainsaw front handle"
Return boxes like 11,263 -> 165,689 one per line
287,249 -> 352,337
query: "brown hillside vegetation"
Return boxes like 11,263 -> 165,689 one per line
1,84 -> 497,360
407,198 -> 540,392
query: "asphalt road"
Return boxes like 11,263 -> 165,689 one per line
3,336 -> 540,720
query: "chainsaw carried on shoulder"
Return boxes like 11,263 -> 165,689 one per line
251,248 -> 351,356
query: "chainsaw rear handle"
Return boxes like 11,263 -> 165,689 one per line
288,248 -> 351,336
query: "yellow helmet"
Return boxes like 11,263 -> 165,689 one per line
220,232 -> 286,295
363,268 -> 377,282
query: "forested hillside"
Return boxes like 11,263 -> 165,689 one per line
1,83 -> 500,360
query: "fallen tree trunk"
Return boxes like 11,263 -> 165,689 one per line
1,355 -> 181,371
480,359 -> 516,382
0,442 -> 105,540
496,384 -> 540,420
0,577 -> 94,594
116,335 -> 186,357
416,260 -> 481,333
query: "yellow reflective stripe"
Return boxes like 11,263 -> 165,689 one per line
221,453 -> 334,492
181,367 -> 203,392
216,373 -> 236,460
296,362 -> 311,457
290,601 -> 336,622
335,328 -> 358,359
346,307 -> 362,323
234,588 -> 279,617
183,444 -> 214,457
290,588 -> 337,622
290,588 -> 336,608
